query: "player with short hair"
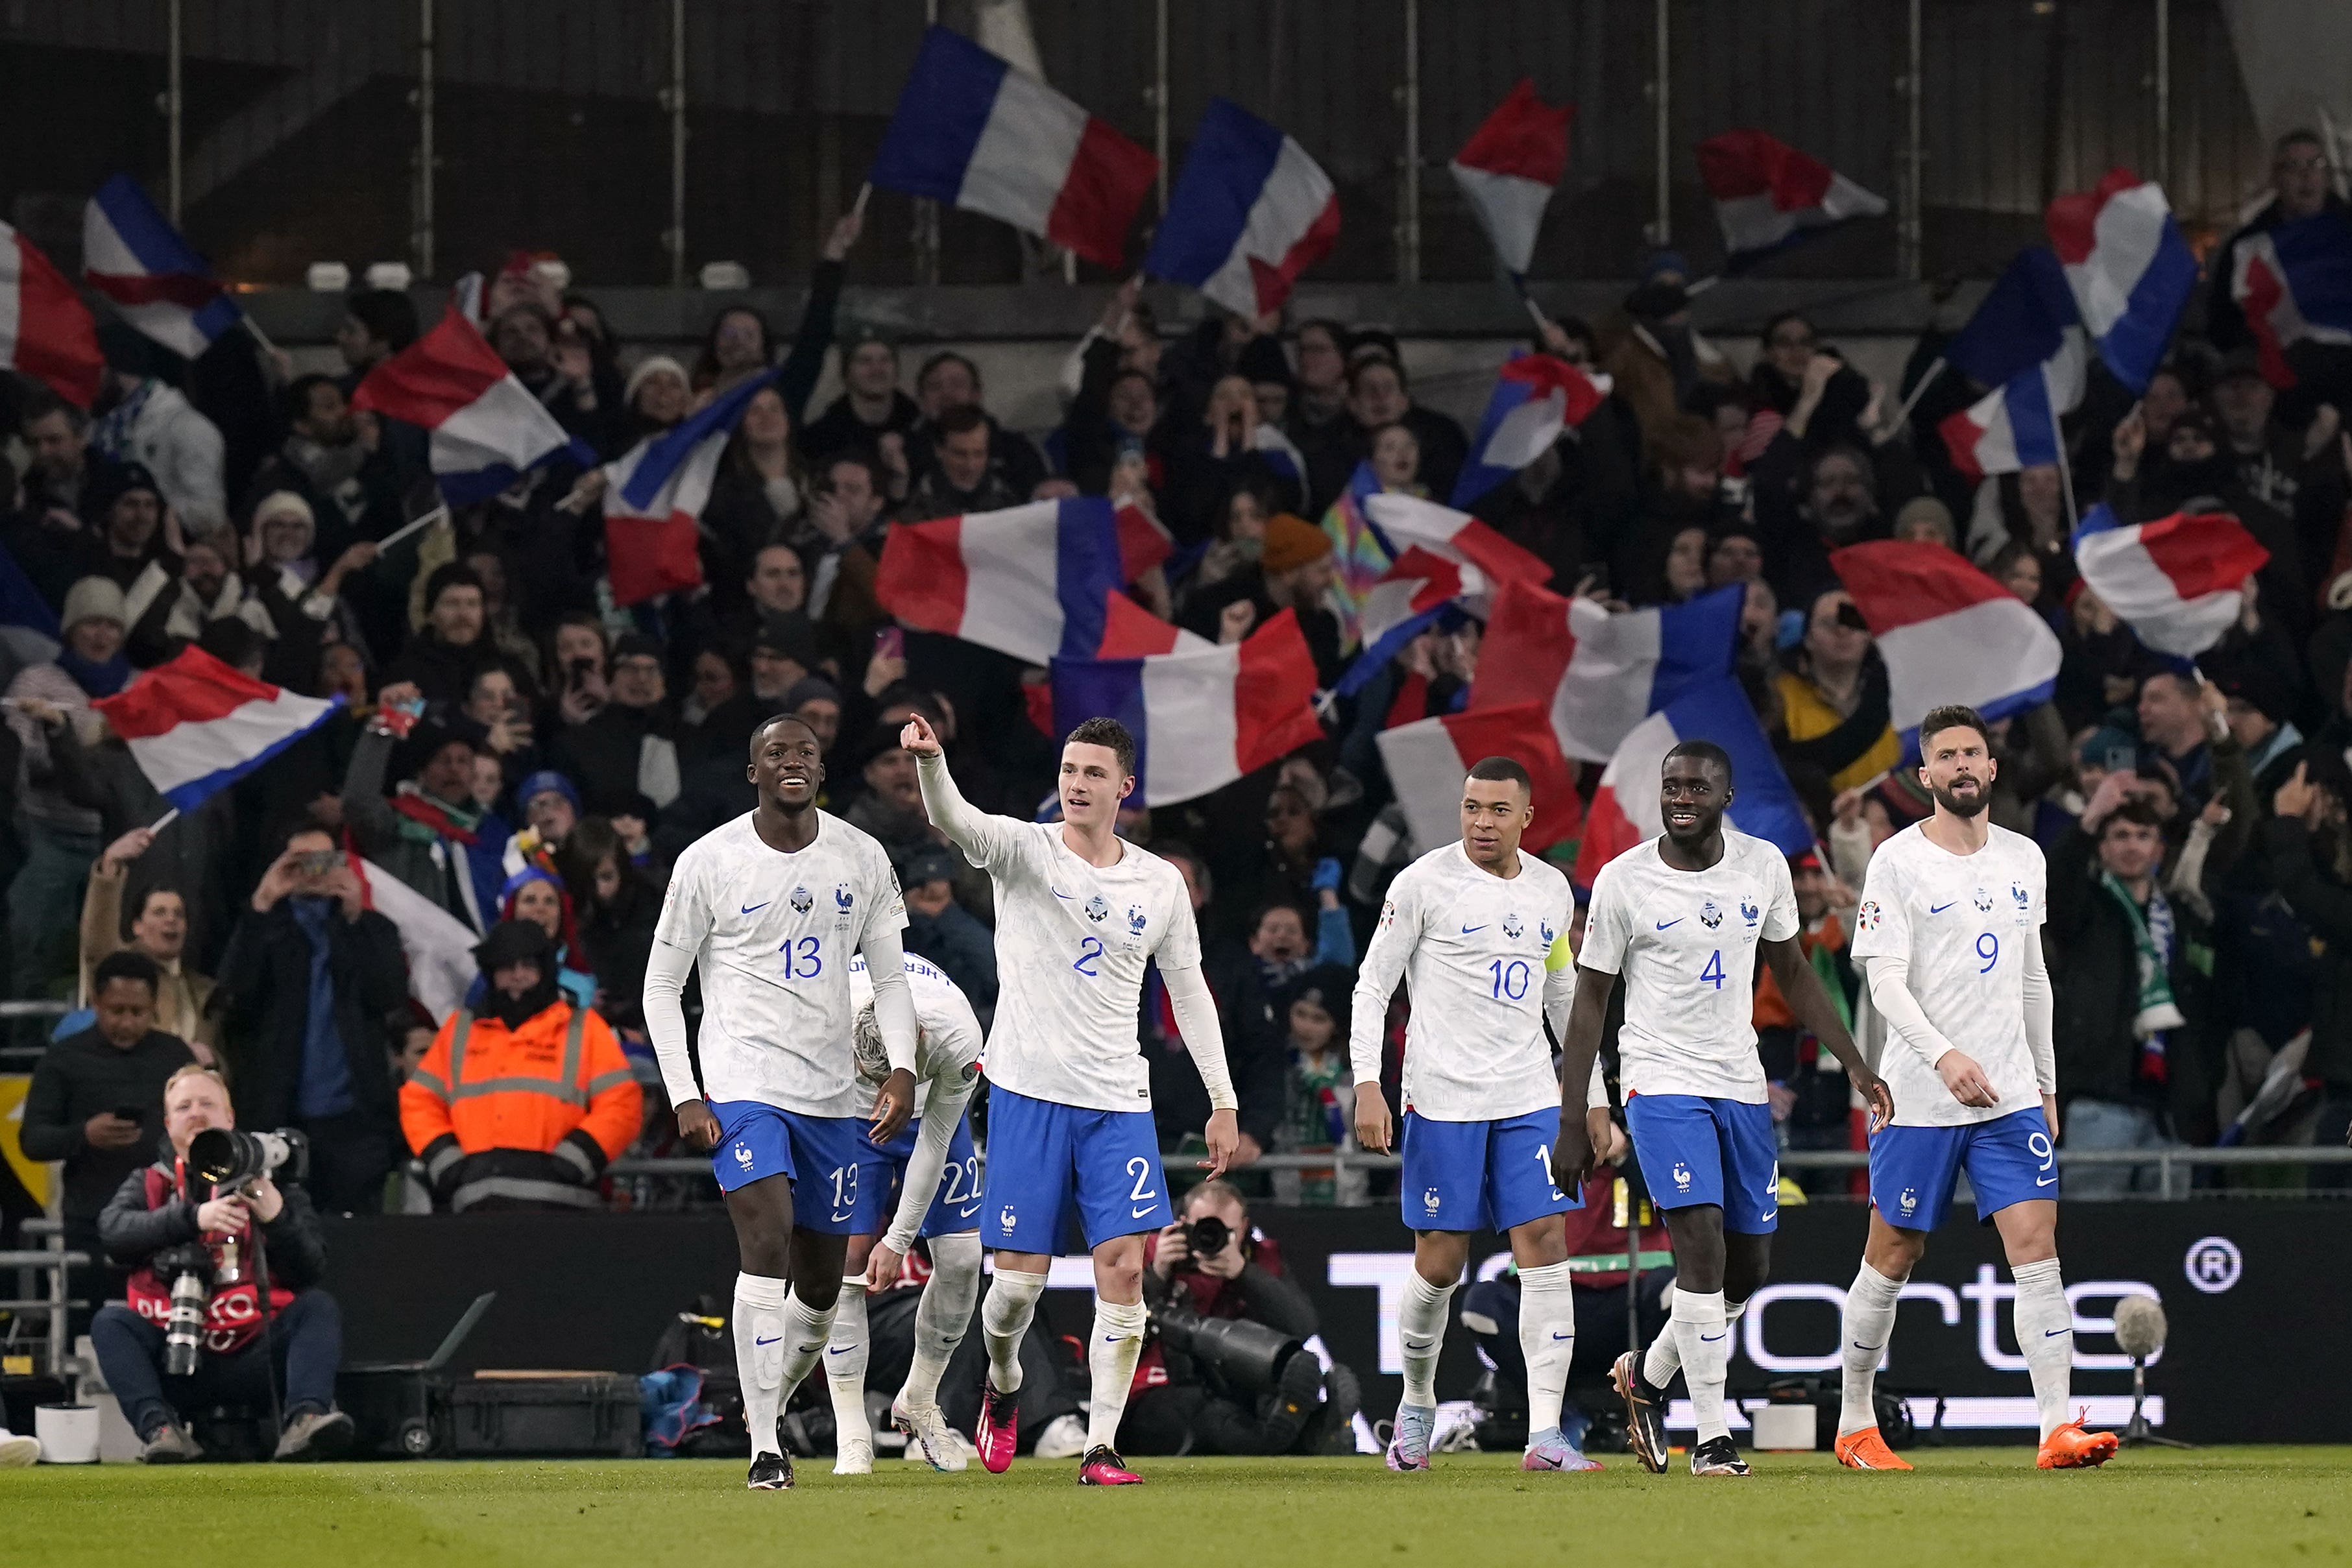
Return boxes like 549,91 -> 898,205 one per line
1554,740 -> 1891,1477
901,712 -> 1239,1487
642,714 -> 923,1491
821,952 -> 986,1475
1351,756 -> 1614,1473
1834,705 -> 2118,1471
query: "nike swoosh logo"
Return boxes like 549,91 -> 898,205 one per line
827,1346 -> 852,1357
1551,1332 -> 1573,1341
1130,1205 -> 1154,1218
2035,1177 -> 2057,1187
1402,1338 -> 1437,1353
1852,1342 -> 1883,1352
1655,918 -> 1682,930
1052,887 -> 1076,900
755,1336 -> 781,1346
1759,1210 -> 1776,1221
1929,902 -> 1954,914
740,901 -> 770,915
2044,1328 -> 2069,1338
1699,1332 -> 1727,1342
798,1343 -> 823,1353
830,1210 -> 854,1222
1461,923 -> 1487,934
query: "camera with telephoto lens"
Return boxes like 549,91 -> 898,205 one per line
188,1126 -> 307,1191
1181,1213 -> 1233,1263
1146,1294 -> 1302,1397
151,1242 -> 215,1375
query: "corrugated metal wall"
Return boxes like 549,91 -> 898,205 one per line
0,0 -> 2272,287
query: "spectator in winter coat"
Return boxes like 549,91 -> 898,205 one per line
897,844 -> 997,1026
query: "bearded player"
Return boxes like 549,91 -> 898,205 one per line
1834,706 -> 2118,1471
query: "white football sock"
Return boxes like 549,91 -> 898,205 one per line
826,1277 -> 870,1446
777,1292 -> 838,1410
901,1233 -> 983,1410
1674,1288 -> 1733,1443
732,1272 -> 792,1458
1643,1295 -> 1745,1388
980,1266 -> 1047,1395
2011,1257 -> 2073,1441
1398,1270 -> 1456,1410
1837,1264 -> 1906,1436
1516,1261 -> 1576,1438
1085,1296 -> 1148,1453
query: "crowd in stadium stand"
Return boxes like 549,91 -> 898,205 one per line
10,130 -> 2352,1245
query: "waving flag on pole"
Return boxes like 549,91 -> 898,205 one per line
1319,462 -> 1390,647
352,305 -> 594,506
1695,130 -> 1886,269
1333,548 -> 1486,697
1448,80 -> 1574,277
82,175 -> 243,359
1145,99 -> 1340,317
869,26 -> 1158,269
2044,168 -> 2198,395
2229,209 -> 2352,389
1,223 -> 103,407
1051,610 -> 1322,806
1574,678 -> 1811,887
1360,492 -> 1552,585
1943,247 -> 2081,394
1938,327 -> 2088,482
601,368 -> 779,606
1832,541 -> 2063,744
91,646 -> 340,812
875,496 -> 1171,665
1472,577 -> 1745,764
1450,352 -> 1612,507
2070,505 -> 2270,657
1378,703 -> 1583,854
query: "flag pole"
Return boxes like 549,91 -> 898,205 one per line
147,806 -> 180,836
2049,396 -> 2080,533
376,504 -> 451,552
1888,357 -> 1946,431
241,314 -> 281,359
851,181 -> 872,222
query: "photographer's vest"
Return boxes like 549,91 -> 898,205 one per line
123,1159 -> 294,1357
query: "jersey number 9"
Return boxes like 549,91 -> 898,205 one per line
1976,932 -> 1998,974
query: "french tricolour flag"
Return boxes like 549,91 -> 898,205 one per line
869,27 -> 1157,270
1695,130 -> 1886,269
1334,548 -> 1487,698
1472,580 -> 1744,764
1377,702 -> 1584,855
1451,353 -> 1611,509
1943,245 -> 2081,394
2045,168 -> 2198,395
1449,79 -> 1574,277
1831,541 -> 2063,743
876,497 -> 1173,666
1145,99 -> 1340,318
82,175 -> 243,359
1052,609 -> 1323,807
90,646 -> 340,812
1938,326 -> 2087,483
2229,209 -> 2352,389
1,223 -> 102,407
602,368 -> 778,607
1573,678 -> 1812,888
352,304 -> 594,507
1361,492 -> 1551,586
2071,505 -> 2270,658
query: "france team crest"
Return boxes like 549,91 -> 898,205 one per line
790,885 -> 813,914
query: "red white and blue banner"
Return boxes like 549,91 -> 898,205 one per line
875,496 -> 1172,666
0,222 -> 102,407
2045,168 -> 2198,396
82,175 -> 243,359
1942,246 -> 2080,394
1696,130 -> 1885,269
1472,580 -> 1744,765
2229,208 -> 2352,389
869,26 -> 1157,269
1359,492 -> 1550,587
1832,540 -> 2063,743
91,646 -> 340,812
1334,548 -> 1486,698
352,304 -> 594,507
1448,79 -> 1573,278
601,368 -> 780,607
1938,327 -> 2087,483
2070,505 -> 2271,658
1377,701 -> 1583,854
1573,677 -> 1812,887
1145,98 -> 1340,318
1450,352 -> 1610,508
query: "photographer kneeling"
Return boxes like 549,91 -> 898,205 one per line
1124,1179 -> 1361,1456
91,1064 -> 351,1463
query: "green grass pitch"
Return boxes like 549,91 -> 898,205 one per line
8,1447 -> 2346,1567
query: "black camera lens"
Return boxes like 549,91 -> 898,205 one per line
1185,1214 -> 1231,1259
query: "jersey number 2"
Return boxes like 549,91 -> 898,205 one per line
1073,935 -> 1104,976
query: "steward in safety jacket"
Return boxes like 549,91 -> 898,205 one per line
400,920 -> 642,1211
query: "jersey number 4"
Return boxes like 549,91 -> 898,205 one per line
1699,950 -> 1725,989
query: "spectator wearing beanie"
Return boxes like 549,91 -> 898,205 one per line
75,464 -> 175,592
1182,512 -> 1344,686
384,563 -> 495,703
545,632 -> 681,813
343,695 -> 509,933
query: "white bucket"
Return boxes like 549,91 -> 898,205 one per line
1748,1402 -> 1819,1451
34,1404 -> 99,1464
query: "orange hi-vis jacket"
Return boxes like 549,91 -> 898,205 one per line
400,1000 -> 642,1212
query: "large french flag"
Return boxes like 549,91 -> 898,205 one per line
2229,209 -> 2352,389
1333,547 -> 1486,697
1145,99 -> 1340,318
1051,610 -> 1323,807
602,368 -> 777,607
1695,130 -> 1886,269
352,304 -> 593,507
1573,678 -> 1812,888
82,175 -> 243,359
1831,541 -> 2063,743
1943,246 -> 2081,394
1377,702 -> 1583,854
1,223 -> 102,407
1472,580 -> 1744,764
1937,328 -> 2087,483
1361,492 -> 1551,586
2044,168 -> 2198,396
2071,505 -> 2270,658
1450,353 -> 1611,508
90,646 -> 340,812
869,27 -> 1157,270
1448,79 -> 1574,277
876,497 -> 1172,666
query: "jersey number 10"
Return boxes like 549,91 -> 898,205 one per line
1488,959 -> 1530,1000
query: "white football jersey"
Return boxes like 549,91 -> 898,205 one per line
1351,842 -> 1577,1122
653,811 -> 907,1117
1849,822 -> 2048,1127
956,817 -> 1200,1113
848,952 -> 984,1117
1581,830 -> 1800,1104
